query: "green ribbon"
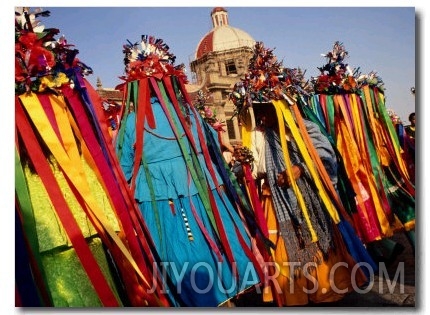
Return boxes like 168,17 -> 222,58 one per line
15,148 -> 52,305
155,79 -> 220,239
116,81 -> 135,160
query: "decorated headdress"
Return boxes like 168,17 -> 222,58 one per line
15,7 -> 93,94
120,35 -> 187,83
192,89 -> 225,131
115,34 -> 192,132
310,41 -> 385,94
229,41 -> 312,123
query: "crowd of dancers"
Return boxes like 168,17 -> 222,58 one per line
15,8 -> 415,307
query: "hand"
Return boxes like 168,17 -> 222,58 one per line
276,165 -> 303,187
233,145 -> 254,164
233,145 -> 244,162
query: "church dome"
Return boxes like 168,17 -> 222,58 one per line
195,7 -> 255,59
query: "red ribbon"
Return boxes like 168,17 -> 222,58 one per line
70,82 -> 171,306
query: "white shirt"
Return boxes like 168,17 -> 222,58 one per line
250,129 -> 267,180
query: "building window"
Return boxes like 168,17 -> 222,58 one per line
225,59 -> 237,75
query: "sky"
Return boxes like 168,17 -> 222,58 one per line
34,6 -> 417,123
3,2 -> 428,314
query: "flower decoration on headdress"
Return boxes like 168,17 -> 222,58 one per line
193,89 -> 226,131
355,70 -> 384,91
229,41 -> 311,120
311,41 -> 384,94
229,80 -> 252,120
15,7 -> 93,94
120,35 -> 188,83
311,41 -> 351,94
233,146 -> 254,167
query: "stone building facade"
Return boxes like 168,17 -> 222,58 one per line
189,7 -> 255,145
96,7 -> 255,145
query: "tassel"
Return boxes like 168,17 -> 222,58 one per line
180,208 -> 194,241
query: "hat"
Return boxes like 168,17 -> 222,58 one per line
229,41 -> 311,123
228,41 -> 311,145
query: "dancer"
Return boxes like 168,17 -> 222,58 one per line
230,42 -> 370,306
308,41 -> 415,257
15,8 -> 168,307
115,35 -> 263,306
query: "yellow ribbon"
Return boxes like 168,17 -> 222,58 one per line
19,92 -> 152,289
336,93 -> 392,237
273,100 -> 341,224
375,90 -> 410,179
271,100 -> 318,242
241,106 -> 256,148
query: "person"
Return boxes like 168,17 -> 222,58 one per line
405,112 -> 416,140
306,41 -> 415,265
15,9 -> 123,306
15,9 -> 173,307
115,35 -> 262,307
403,112 -> 415,184
221,143 -> 235,166
229,41 -> 374,305
237,102 -> 368,306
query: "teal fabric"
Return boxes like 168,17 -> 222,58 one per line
117,96 -> 260,306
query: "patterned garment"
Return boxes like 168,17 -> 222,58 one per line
264,128 -> 333,267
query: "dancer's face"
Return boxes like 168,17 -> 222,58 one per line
255,104 -> 277,129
